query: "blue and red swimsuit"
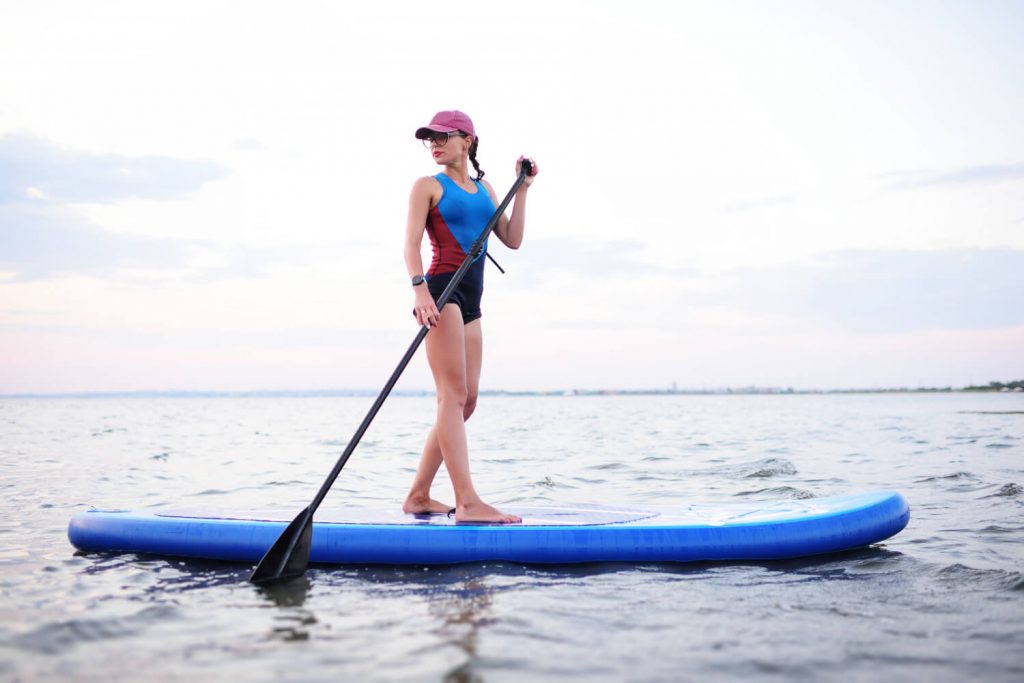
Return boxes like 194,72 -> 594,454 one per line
424,173 -> 497,324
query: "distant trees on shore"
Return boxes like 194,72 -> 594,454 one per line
964,380 -> 1024,392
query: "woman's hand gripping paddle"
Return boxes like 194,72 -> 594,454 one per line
249,160 -> 533,584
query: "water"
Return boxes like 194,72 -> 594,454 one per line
1,392 -> 1022,682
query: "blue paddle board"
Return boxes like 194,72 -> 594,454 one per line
68,491 -> 909,565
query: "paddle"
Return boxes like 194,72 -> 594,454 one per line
249,160 -> 534,584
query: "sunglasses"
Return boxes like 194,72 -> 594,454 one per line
421,131 -> 468,148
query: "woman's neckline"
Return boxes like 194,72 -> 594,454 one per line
441,172 -> 478,195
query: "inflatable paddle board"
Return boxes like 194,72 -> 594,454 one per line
68,491 -> 908,565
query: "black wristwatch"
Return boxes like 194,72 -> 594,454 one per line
411,274 -> 426,287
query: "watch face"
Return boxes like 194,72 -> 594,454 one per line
412,275 -> 426,286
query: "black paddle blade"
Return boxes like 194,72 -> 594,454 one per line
248,507 -> 314,585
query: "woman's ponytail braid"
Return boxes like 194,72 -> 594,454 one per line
468,136 -> 485,181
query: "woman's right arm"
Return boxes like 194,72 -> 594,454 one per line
405,177 -> 441,328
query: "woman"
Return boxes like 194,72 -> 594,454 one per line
402,110 -> 537,523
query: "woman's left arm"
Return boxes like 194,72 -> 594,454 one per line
492,156 -> 537,250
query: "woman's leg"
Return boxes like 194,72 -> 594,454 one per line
462,318 -> 482,419
402,423 -> 451,514
403,317 -> 482,514
405,306 -> 519,523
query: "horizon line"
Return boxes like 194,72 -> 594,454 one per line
2,383 -> 1022,399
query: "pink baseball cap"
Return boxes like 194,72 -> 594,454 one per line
414,110 -> 476,139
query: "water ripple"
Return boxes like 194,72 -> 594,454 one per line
707,457 -> 798,479
10,605 -> 180,655
981,483 -> 1022,498
934,564 -> 1024,592
915,471 -> 980,484
733,486 -> 816,500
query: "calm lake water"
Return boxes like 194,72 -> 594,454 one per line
1,392 -> 1022,682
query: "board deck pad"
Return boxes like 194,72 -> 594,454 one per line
69,491 -> 910,566
155,504 -> 659,526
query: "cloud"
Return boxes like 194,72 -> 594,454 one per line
719,248 -> 1024,332
508,237 -> 670,278
0,203 -> 313,282
0,203 -> 192,280
0,134 -> 227,204
0,134 -> 302,282
882,163 -> 1024,190
721,194 -> 795,214
232,138 -> 264,152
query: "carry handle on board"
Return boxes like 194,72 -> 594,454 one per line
249,160 -> 534,585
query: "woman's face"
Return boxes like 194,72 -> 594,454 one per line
426,131 -> 472,165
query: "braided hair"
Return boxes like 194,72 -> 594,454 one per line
468,136 -> 485,181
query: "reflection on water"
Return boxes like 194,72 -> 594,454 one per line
258,575 -> 315,641
258,575 -> 312,609
269,608 -> 317,643
429,576 -> 493,682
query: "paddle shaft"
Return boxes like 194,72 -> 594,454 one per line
307,160 -> 531,513
249,162 -> 533,583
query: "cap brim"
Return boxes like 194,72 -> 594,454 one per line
415,124 -> 460,139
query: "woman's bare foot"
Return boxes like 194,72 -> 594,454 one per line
403,494 -> 452,515
455,500 -> 522,524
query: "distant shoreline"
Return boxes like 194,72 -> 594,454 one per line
2,385 -> 1022,399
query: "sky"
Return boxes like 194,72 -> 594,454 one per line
1,0 -> 1022,393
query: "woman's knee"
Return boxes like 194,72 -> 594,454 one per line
437,384 -> 468,410
463,393 -> 478,420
